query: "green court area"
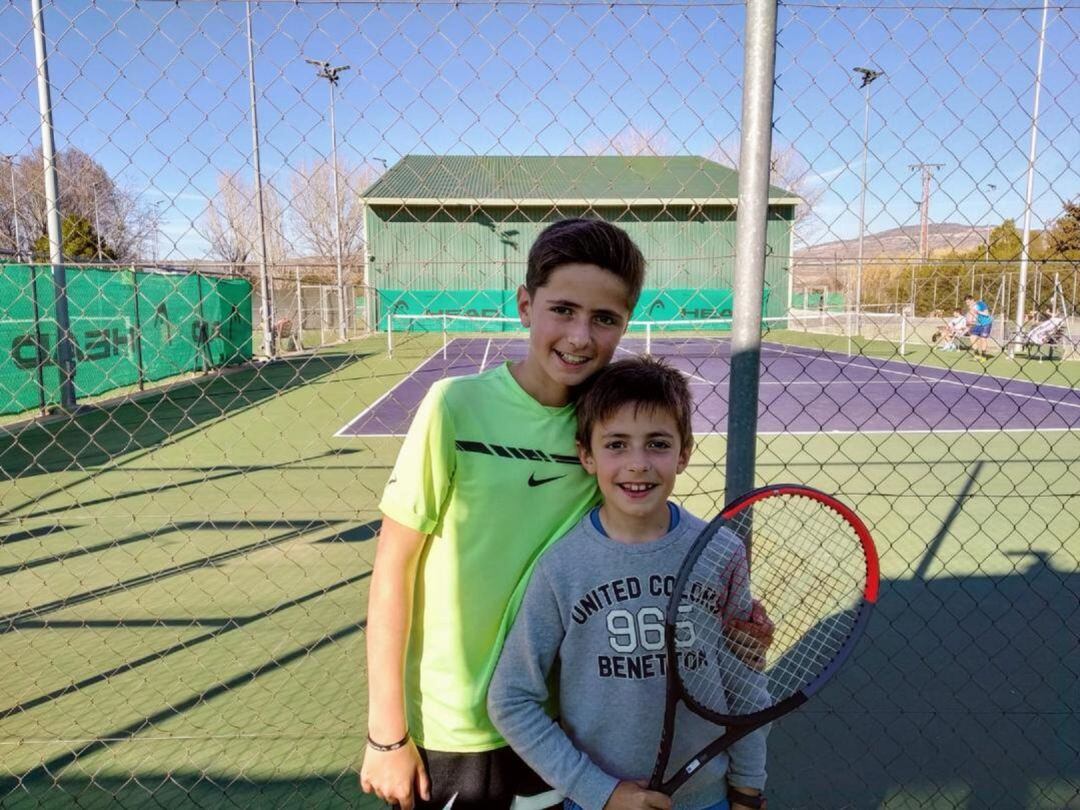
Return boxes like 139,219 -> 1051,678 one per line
1,337 -> 1077,808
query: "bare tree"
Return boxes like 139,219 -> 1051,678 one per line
199,171 -> 286,275
288,159 -> 375,282
711,138 -> 824,248
2,148 -> 161,261
579,131 -> 822,249
584,126 -> 673,156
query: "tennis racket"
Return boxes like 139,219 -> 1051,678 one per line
648,484 -> 879,794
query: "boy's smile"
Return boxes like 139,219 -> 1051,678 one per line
512,263 -> 630,406
579,403 -> 691,542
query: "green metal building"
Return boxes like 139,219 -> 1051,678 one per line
361,155 -> 797,330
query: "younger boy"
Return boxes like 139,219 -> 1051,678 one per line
489,357 -> 768,810
360,219 -> 646,809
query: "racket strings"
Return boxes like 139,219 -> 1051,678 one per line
676,493 -> 869,718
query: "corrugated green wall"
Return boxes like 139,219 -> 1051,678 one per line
366,204 -> 794,327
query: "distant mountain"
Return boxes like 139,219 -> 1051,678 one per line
796,223 -> 993,264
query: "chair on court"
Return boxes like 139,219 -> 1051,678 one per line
1020,316 -> 1067,359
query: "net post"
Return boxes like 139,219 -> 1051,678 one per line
387,311 -> 394,358
646,322 -> 652,355
442,314 -> 448,360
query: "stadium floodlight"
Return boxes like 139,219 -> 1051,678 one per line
307,58 -> 352,343
853,66 -> 884,337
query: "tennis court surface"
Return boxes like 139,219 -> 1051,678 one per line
3,335 -> 1076,808
340,337 -> 1080,437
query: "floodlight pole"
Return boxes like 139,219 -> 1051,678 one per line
983,183 -> 997,264
308,58 -> 351,343
1012,0 -> 1050,358
247,0 -> 275,359
6,156 -> 20,261
32,0 -> 76,410
853,67 -> 883,336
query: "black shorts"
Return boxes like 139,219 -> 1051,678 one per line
414,745 -> 557,810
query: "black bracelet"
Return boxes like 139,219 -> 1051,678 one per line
367,731 -> 410,752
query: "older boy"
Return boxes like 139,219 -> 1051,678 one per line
361,219 -> 646,809
489,357 -> 768,810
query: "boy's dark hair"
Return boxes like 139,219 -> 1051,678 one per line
526,218 -> 646,309
576,355 -> 694,453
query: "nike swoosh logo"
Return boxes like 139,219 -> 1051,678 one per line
528,473 -> 566,487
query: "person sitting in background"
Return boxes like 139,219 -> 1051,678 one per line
935,308 -> 968,351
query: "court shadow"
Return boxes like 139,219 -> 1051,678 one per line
0,565 -> 374,723
316,522 -> 381,544
2,617 -> 369,798
0,518 -> 377,631
0,773 -> 384,810
0,523 -> 79,546
768,552 -> 1079,808
0,353 -> 367,481
20,448 -> 363,521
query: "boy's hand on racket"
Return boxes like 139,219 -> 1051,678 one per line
724,599 -> 774,671
358,740 -> 430,810
603,781 -> 672,810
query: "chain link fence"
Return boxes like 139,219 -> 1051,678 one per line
0,1 -> 1077,807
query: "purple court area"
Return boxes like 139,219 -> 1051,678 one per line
337,337 -> 1080,437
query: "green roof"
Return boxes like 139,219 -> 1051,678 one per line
362,155 -> 798,205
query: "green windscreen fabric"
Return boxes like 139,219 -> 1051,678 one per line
1,265 -> 252,416
377,288 -> 772,331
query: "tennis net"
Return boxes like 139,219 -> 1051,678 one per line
385,311 -> 925,359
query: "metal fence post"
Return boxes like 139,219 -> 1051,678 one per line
32,0 -> 76,410
725,0 -> 778,506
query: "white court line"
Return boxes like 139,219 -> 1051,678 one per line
338,339 -> 1080,438
683,426 -> 1080,438
618,343 -> 714,385
332,344 -> 447,438
479,338 -> 493,372
770,344 -> 1080,410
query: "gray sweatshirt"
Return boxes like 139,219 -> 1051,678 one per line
488,506 -> 767,810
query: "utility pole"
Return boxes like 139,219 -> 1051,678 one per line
307,58 -> 351,342
909,162 -> 944,261
853,67 -> 884,334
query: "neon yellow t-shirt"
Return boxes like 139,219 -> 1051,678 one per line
379,362 -> 599,752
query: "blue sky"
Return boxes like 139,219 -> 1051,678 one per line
0,0 -> 1076,259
